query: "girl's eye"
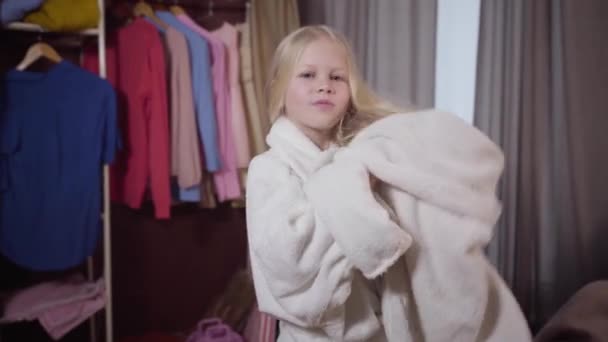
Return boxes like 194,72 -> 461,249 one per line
299,72 -> 314,78
331,75 -> 346,81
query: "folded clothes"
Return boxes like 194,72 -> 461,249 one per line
1,275 -> 105,340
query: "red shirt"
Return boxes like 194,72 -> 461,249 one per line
85,19 -> 171,218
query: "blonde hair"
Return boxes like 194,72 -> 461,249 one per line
267,25 -> 404,145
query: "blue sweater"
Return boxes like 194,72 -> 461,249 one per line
0,61 -> 120,270
156,11 -> 221,173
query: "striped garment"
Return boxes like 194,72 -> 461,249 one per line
243,304 -> 276,342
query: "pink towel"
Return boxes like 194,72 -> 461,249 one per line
1,275 -> 105,340
39,289 -> 105,340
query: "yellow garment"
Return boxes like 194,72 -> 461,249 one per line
24,0 -> 99,32
250,0 -> 300,124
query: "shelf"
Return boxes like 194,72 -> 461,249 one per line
4,22 -> 99,36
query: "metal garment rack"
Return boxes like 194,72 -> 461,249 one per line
97,0 -> 114,339
4,0 -> 113,341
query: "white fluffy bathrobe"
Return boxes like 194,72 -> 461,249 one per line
246,110 -> 532,341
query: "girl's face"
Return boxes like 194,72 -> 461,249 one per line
284,37 -> 351,149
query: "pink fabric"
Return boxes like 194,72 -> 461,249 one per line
39,290 -> 105,340
165,27 -> 202,189
178,14 -> 241,202
212,22 -> 252,169
243,305 -> 277,342
0,276 -> 105,340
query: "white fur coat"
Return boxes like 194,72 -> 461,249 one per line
246,110 -> 532,341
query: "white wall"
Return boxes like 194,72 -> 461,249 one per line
434,0 -> 481,124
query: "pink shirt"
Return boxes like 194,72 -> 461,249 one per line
177,14 -> 241,201
165,27 -> 202,189
213,22 -> 252,168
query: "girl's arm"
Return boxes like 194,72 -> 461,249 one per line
246,152 -> 410,330
246,153 -> 353,329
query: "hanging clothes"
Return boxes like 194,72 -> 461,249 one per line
0,61 -> 119,271
171,14 -> 222,208
237,16 -> 266,157
84,18 -> 171,219
170,12 -> 241,202
174,13 -> 232,203
147,20 -> 202,190
250,0 -> 300,125
212,22 -> 252,169
165,28 -> 203,189
155,12 -> 222,178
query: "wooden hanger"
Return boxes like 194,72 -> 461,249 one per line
169,0 -> 186,16
16,41 -> 62,71
133,1 -> 168,30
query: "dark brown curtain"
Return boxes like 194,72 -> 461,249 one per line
475,0 -> 608,330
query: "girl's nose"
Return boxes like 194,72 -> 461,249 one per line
317,83 -> 333,94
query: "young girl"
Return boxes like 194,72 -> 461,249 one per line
246,25 -> 532,342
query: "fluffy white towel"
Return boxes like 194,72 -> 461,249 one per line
247,110 -> 532,341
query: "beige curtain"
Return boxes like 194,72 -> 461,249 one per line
250,0 -> 300,131
299,0 -> 436,109
239,12 -> 264,157
475,0 -> 608,330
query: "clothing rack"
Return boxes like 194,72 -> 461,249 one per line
97,0 -> 115,339
0,0 -> 113,341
